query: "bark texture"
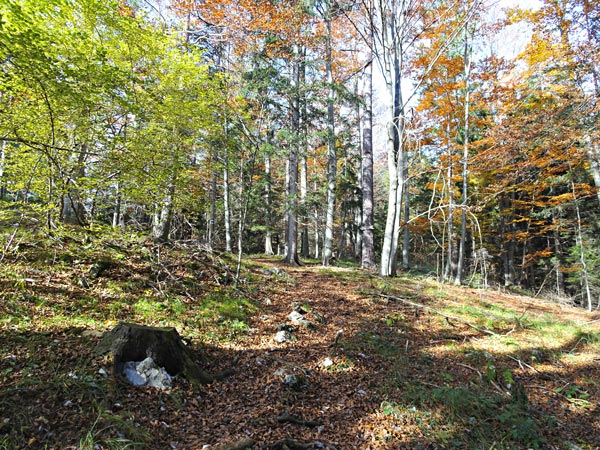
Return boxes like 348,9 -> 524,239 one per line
94,322 -> 213,386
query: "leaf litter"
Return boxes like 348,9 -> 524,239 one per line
1,238 -> 599,449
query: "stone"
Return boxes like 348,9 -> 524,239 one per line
288,311 -> 314,329
320,357 -> 334,368
283,373 -> 306,390
263,267 -> 286,277
274,330 -> 293,343
122,356 -> 173,389
311,311 -> 326,323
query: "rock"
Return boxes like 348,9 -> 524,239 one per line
283,373 -> 306,390
288,311 -> 314,329
263,267 -> 285,277
311,311 -> 326,323
320,357 -> 334,368
288,310 -> 304,322
273,368 -> 287,377
275,324 -> 296,332
123,362 -> 147,386
274,330 -> 294,343
122,357 -> 173,389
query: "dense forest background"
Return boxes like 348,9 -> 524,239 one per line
1,0 -> 599,309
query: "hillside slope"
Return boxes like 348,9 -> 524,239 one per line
1,234 -> 598,449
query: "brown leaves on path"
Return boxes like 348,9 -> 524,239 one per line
1,253 -> 599,449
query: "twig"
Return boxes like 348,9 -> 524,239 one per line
506,355 -> 567,385
457,362 -> 483,381
379,293 -> 500,337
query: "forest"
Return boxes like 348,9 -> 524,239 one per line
1,0 -> 600,449
1,0 -> 600,305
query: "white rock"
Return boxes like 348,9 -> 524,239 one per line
274,330 -> 293,343
320,357 -> 334,368
123,362 -> 147,386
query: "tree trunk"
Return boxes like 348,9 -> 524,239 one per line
112,182 -> 125,229
0,140 -> 6,200
380,74 -> 403,277
571,174 -> 593,311
455,16 -> 472,285
401,156 -> 410,270
284,47 -> 302,266
208,152 -> 217,249
586,137 -> 600,207
264,154 -> 274,255
152,181 -> 175,242
322,8 -> 336,267
223,151 -> 232,252
300,54 -> 311,260
61,143 -> 89,226
444,120 -> 455,282
361,59 -> 376,270
300,154 -> 310,258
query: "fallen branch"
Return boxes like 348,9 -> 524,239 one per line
378,294 -> 500,337
276,412 -> 322,428
456,362 -> 483,381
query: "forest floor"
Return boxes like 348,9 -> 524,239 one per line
1,230 -> 599,449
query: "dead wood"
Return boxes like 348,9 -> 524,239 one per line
94,322 -> 213,386
378,293 -> 500,337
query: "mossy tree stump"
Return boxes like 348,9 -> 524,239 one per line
94,322 -> 213,386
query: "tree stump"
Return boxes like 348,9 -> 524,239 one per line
94,322 -> 213,386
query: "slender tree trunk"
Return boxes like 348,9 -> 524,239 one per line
552,219 -> 565,297
208,155 -> 217,249
300,154 -> 310,258
455,16 -> 472,285
401,154 -> 410,270
61,143 -> 88,226
264,154 -> 274,255
361,59 -> 376,269
300,53 -> 311,259
444,121 -> 455,281
380,59 -> 404,277
585,137 -> 600,207
153,181 -> 175,242
0,140 -> 6,200
501,195 -> 515,287
311,146 -> 320,259
323,9 -> 336,266
284,48 -> 302,265
223,151 -> 232,252
572,178 -> 592,311
113,182 -> 122,229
